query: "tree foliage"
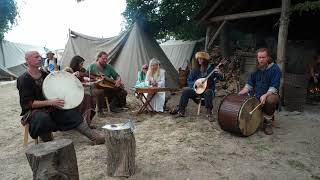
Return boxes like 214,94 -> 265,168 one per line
122,0 -> 206,40
0,0 -> 18,40
292,0 -> 320,14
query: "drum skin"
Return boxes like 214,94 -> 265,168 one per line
42,71 -> 84,110
218,94 -> 262,136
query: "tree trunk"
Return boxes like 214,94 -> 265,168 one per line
25,139 -> 79,180
104,124 -> 136,177
277,0 -> 291,106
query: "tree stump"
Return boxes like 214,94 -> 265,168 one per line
103,123 -> 136,177
25,139 -> 79,180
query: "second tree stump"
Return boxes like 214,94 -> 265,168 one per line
103,122 -> 136,177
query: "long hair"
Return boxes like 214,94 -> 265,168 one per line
96,51 -> 108,61
146,58 -> 161,82
192,57 -> 209,70
70,55 -> 85,72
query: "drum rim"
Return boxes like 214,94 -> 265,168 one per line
238,96 -> 260,136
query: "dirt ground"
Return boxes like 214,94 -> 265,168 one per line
0,82 -> 320,180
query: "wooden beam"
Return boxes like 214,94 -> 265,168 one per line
205,26 -> 212,52
200,0 -> 224,22
277,0 -> 291,107
206,8 -> 281,23
207,20 -> 227,50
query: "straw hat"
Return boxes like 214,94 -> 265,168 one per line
195,51 -> 210,60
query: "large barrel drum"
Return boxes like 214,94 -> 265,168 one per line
218,94 -> 262,136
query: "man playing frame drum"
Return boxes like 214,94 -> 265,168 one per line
238,48 -> 281,135
17,51 -> 105,145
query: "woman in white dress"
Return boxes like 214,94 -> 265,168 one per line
145,58 -> 166,112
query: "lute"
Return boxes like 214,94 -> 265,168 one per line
193,59 -> 227,94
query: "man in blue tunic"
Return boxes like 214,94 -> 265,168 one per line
238,48 -> 281,135
171,51 -> 223,121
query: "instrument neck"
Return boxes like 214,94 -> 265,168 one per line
203,67 -> 216,81
53,58 -> 59,71
202,60 -> 225,81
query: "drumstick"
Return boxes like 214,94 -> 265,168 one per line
249,103 -> 263,115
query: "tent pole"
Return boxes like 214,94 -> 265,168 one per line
0,40 -> 5,67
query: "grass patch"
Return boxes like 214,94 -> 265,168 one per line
245,139 -> 273,151
287,159 -> 309,172
297,141 -> 310,145
175,116 -> 196,123
253,143 -> 273,151
219,176 -> 229,180
312,175 -> 320,180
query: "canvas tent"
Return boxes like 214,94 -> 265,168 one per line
61,22 -> 179,89
0,40 -> 46,79
160,40 -> 197,71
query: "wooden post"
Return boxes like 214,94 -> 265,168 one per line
277,0 -> 291,106
104,123 -> 136,177
219,22 -> 230,58
25,139 -> 79,180
205,26 -> 212,52
207,20 -> 227,50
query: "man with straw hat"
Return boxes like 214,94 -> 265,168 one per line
171,51 -> 223,121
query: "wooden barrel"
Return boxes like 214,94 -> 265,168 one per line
218,94 -> 262,136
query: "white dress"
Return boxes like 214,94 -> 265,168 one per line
145,69 -> 166,112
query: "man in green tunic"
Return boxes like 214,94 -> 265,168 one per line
87,51 -> 127,114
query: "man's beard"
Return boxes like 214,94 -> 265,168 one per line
98,62 -> 106,68
257,63 -> 268,70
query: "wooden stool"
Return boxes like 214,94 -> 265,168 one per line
197,98 -> 205,115
23,124 -> 38,147
105,97 -> 111,113
23,124 -> 53,147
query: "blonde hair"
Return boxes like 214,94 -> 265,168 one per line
146,58 -> 161,82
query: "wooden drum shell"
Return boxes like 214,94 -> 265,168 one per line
218,94 -> 262,136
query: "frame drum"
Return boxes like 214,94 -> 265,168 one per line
42,71 -> 84,109
218,94 -> 262,136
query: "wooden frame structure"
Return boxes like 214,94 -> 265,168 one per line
200,0 -> 291,103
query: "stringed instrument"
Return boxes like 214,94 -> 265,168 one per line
96,76 -> 124,89
193,59 -> 227,94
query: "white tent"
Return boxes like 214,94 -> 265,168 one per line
160,40 -> 202,71
0,40 -> 46,79
61,22 -> 179,89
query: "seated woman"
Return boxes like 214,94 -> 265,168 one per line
66,55 -> 103,128
145,58 -> 166,112
135,64 -> 148,88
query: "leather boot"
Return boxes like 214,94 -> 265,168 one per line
170,105 -> 180,115
175,106 -> 186,118
263,120 -> 273,135
75,121 -> 105,145
109,100 -> 121,113
206,108 -> 214,122
39,132 -> 54,142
